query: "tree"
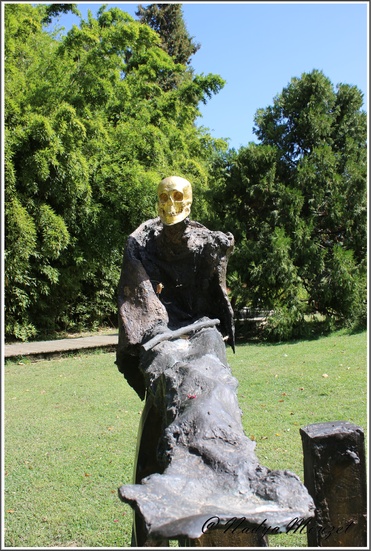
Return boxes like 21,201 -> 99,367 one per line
4,3 -> 226,341
210,70 -> 367,339
5,3 -> 77,339
39,3 -> 81,25
136,3 -> 200,66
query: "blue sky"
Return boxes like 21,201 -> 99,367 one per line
49,2 -> 368,150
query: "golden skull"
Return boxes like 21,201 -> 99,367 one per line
157,176 -> 193,226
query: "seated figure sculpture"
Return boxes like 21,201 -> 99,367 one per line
116,176 -> 314,546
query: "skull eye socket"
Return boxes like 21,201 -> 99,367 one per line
173,191 -> 183,201
159,193 -> 168,202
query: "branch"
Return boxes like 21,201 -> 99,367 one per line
142,318 -> 220,351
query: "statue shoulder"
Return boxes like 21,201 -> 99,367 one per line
125,218 -> 161,251
188,220 -> 234,253
129,217 -> 161,240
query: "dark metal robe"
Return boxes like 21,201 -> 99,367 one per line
116,217 -> 235,399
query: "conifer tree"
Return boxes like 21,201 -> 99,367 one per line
209,70 -> 367,339
136,3 -> 200,66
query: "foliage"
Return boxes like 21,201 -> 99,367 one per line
209,70 -> 367,340
136,3 -> 200,66
5,5 -> 366,345
4,3 -> 226,340
39,3 -> 81,26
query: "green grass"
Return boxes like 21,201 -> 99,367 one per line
4,350 -> 142,547
4,329 -> 367,547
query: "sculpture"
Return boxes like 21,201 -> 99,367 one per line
116,176 -> 314,546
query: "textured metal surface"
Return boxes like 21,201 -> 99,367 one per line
119,327 -> 314,541
116,216 -> 314,544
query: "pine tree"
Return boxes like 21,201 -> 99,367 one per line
136,4 -> 200,65
209,70 -> 367,339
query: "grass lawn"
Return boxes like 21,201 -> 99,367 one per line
4,329 -> 367,547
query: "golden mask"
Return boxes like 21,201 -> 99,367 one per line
157,176 -> 193,226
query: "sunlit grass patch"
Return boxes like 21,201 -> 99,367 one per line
4,329 -> 367,547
